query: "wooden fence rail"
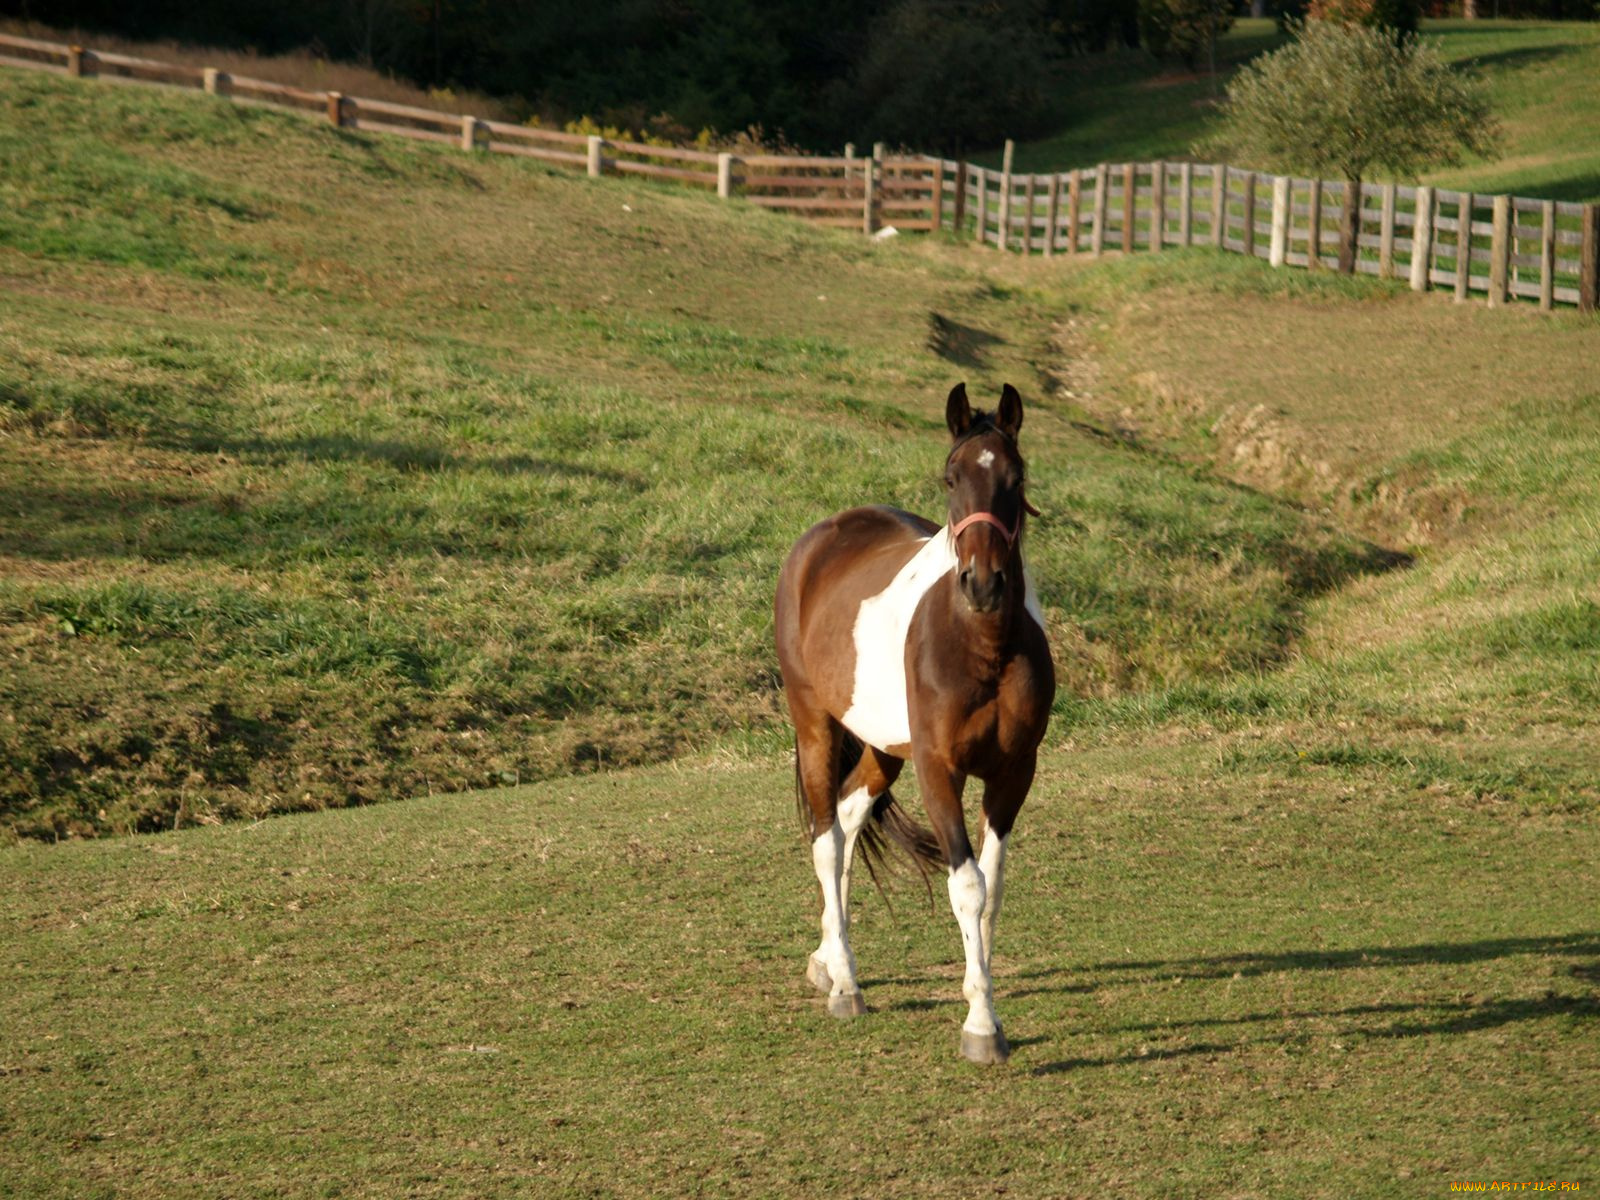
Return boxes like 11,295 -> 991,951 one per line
3,33 -> 1596,313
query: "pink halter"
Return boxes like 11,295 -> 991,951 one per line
950,495 -> 1040,548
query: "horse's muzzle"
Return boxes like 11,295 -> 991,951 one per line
958,565 -> 1006,613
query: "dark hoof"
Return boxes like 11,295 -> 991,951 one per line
960,1026 -> 1010,1065
806,955 -> 832,995
827,990 -> 867,1019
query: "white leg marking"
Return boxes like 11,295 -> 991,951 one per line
812,821 -> 859,1000
977,820 -> 1008,973
836,786 -> 875,922
947,859 -> 998,1036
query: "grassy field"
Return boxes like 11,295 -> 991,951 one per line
1,61 -> 1598,1197
2,748 -> 1595,1198
0,68 -> 1385,839
998,18 -> 1600,203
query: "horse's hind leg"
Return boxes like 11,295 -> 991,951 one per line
793,709 -> 865,1017
838,747 -> 903,920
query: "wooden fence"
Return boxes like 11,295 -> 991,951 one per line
954,151 -> 1600,313
3,33 -> 1597,313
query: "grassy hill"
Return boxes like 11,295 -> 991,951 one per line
998,18 -> 1600,203
0,68 -> 1389,839
1,63 -> 1597,1197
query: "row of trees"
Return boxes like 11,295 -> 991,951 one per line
10,0 -> 1523,152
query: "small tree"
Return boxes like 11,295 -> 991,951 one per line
1204,20 -> 1497,272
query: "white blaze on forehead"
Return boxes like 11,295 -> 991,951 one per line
976,449 -> 996,469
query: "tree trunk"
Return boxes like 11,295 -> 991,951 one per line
1251,0 -> 1265,16
1463,0 -> 1478,17
1338,175 -> 1361,274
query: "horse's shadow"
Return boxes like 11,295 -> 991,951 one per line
864,932 -> 1600,1073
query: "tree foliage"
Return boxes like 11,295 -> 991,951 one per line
1138,0 -> 1235,68
1205,19 -> 1497,185
837,0 -> 1055,153
1308,0 -> 1422,38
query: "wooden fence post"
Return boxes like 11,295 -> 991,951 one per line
1067,170 -> 1082,255
1379,183 -> 1396,279
1242,172 -> 1257,258
952,162 -> 968,236
1092,164 -> 1108,256
1488,194 -> 1511,307
1455,194 -> 1475,302
203,68 -> 231,97
460,115 -> 482,152
587,135 -> 604,177
1580,204 -> 1599,314
1179,162 -> 1193,247
1269,175 -> 1290,268
1045,173 -> 1060,257
1121,162 -> 1136,253
998,139 -> 1014,252
1021,173 -> 1036,254
1212,164 -> 1227,247
717,153 -> 734,199
326,92 -> 346,127
863,155 -> 878,236
973,167 -> 988,245
1539,200 -> 1556,312
1307,179 -> 1322,268
1158,162 -> 1171,251
67,45 -> 86,77
1410,186 -> 1434,292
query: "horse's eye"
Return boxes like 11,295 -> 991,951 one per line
944,476 -> 954,490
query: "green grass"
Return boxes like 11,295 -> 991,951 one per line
1,750 -> 1594,1197
1000,18 -> 1600,203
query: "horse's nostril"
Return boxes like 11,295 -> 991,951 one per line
994,570 -> 1006,590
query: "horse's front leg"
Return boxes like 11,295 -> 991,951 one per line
915,750 -> 1007,1064
977,756 -> 1034,990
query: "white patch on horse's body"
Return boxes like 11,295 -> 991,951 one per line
840,527 -> 1046,753
977,449 -> 995,469
840,528 -> 957,750
1022,567 -> 1045,632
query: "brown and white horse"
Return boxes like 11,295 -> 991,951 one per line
773,382 -> 1055,1064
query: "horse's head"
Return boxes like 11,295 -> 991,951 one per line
943,382 -> 1031,615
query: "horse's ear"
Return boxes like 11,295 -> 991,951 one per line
997,384 -> 1023,439
946,382 -> 973,439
